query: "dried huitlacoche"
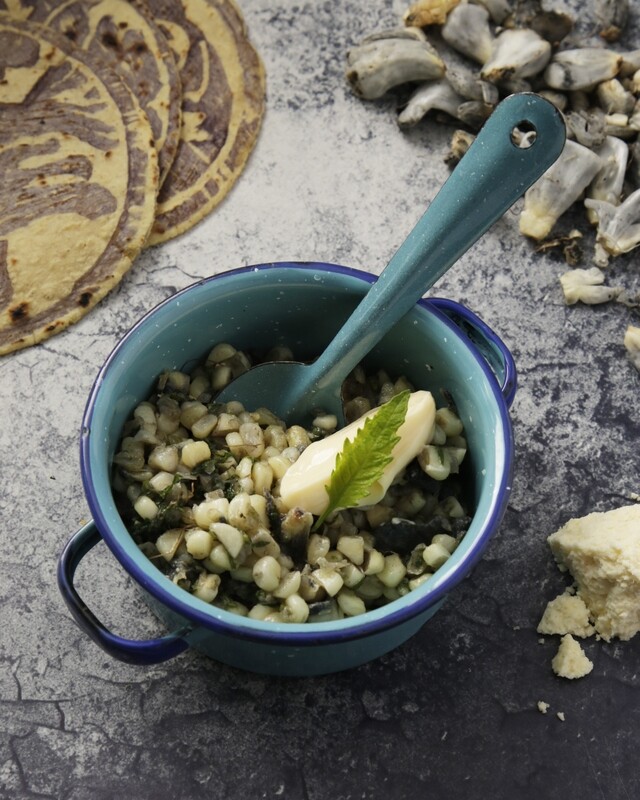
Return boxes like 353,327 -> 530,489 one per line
398,79 -> 464,127
481,28 -> 552,83
544,48 -> 623,91
347,1 -> 640,266
586,136 -> 629,224
620,50 -> 640,76
585,188 -> 640,264
537,90 -> 569,112
472,0 -> 513,25
445,62 -> 499,104
628,139 -> 640,186
565,109 -> 607,149
529,9 -> 574,45
442,3 -> 494,64
597,78 -> 636,115
624,325 -> 640,372
536,229 -> 583,265
445,129 -> 476,166
520,140 -> 602,241
403,0 -> 461,27
559,267 -> 622,305
346,28 -> 445,100
596,0 -> 629,43
457,100 -> 494,128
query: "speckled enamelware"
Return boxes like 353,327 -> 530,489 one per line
58,262 -> 516,677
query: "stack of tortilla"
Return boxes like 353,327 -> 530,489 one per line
0,0 -> 265,355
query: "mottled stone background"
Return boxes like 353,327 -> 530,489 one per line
1,1 -> 639,799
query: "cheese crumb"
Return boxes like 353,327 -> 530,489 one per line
537,701 -> 550,714
551,634 -> 594,680
537,591 -> 595,638
548,504 -> 640,641
557,711 -> 566,722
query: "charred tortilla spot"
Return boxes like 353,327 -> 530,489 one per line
10,302 -> 29,322
101,31 -> 119,49
78,292 -> 93,307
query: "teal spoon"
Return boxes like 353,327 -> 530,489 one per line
217,93 -> 566,424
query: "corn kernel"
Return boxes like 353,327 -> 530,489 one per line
193,573 -> 221,603
336,588 -> 366,617
134,495 -> 158,520
253,556 -> 282,592
181,440 -> 211,469
422,542 -> 451,570
378,554 -> 407,588
185,529 -> 214,560
337,535 -> 365,565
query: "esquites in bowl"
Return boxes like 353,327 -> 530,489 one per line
59,262 -> 515,676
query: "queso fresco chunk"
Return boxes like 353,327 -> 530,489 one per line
548,504 -> 640,642
111,343 -> 473,623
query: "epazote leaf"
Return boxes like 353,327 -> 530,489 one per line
313,390 -> 410,529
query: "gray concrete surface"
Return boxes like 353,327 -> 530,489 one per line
1,2 -> 639,798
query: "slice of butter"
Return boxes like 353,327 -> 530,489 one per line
279,390 -> 436,515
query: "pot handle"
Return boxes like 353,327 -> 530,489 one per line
430,298 -> 517,408
57,521 -> 190,665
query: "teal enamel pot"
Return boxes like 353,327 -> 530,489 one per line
58,262 -> 516,677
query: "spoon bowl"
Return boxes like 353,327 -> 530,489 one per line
216,93 -> 565,424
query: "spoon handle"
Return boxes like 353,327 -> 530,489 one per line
308,93 -> 565,394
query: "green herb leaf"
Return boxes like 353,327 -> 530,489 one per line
313,390 -> 411,530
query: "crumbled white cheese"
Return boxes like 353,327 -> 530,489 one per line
537,591 -> 595,638
557,711 -> 566,722
548,504 -> 640,641
537,701 -> 550,714
551,634 -> 594,680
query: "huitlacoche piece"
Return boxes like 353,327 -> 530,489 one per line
559,266 -> 622,305
585,187 -> 640,264
480,28 -> 552,83
398,79 -> 465,127
586,136 -> 629,224
520,140 -> 602,241
596,0 -> 630,43
346,28 -> 445,100
544,48 -> 623,91
403,0 -> 461,27
346,1 -> 640,266
473,0 -> 513,25
441,3 -> 494,64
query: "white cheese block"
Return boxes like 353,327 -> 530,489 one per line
279,391 -> 436,515
551,634 -> 594,680
548,504 -> 640,641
